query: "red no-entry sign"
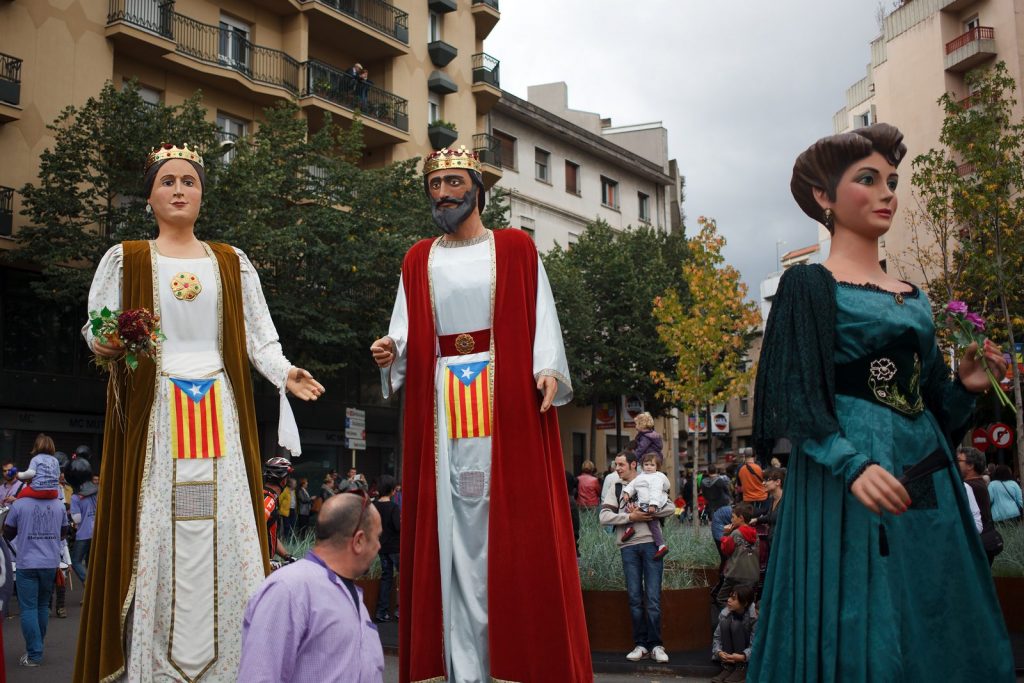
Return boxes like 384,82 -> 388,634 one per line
973,428 -> 990,449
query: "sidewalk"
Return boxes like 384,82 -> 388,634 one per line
376,620 -> 1024,678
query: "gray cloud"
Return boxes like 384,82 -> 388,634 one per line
487,0 -> 879,290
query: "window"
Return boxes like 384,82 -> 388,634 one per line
600,176 -> 619,209
428,11 -> 442,41
534,148 -> 550,183
216,112 -> 247,163
520,216 -> 536,239
136,84 -> 162,107
565,160 -> 580,195
638,191 -> 650,222
428,92 -> 441,124
568,230 -> 579,246
493,130 -> 516,170
854,110 -> 871,127
965,15 -> 980,31
739,397 -> 749,416
219,14 -> 251,71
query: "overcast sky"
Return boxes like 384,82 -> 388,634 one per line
487,0 -> 882,294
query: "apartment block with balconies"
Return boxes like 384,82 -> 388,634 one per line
830,0 -> 1024,285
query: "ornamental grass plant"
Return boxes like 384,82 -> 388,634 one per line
993,522 -> 1024,578
576,508 -> 719,590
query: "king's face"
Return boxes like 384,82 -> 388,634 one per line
427,169 -> 473,206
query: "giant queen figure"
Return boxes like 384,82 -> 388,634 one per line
371,147 -> 592,683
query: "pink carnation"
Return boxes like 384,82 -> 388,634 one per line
964,311 -> 986,331
946,300 -> 968,314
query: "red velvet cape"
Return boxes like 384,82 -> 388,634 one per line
397,229 -> 592,683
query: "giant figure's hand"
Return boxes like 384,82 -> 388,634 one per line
92,337 -> 125,359
850,464 -> 910,515
371,337 -> 396,368
958,340 -> 1008,393
287,367 -> 325,401
537,375 -> 557,413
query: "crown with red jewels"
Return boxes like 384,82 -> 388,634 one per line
423,145 -> 481,175
145,143 -> 205,172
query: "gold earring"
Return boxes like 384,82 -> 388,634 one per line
823,208 -> 834,230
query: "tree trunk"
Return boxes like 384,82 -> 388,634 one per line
615,396 -> 622,454
589,399 -> 597,463
990,212 -> 1024,474
691,408 -> 700,533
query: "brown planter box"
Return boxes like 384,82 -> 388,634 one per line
994,576 -> 1024,632
356,577 -> 397,615
583,587 -> 713,652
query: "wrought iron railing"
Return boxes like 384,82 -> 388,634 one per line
946,26 -> 994,54
107,0 -> 174,39
303,0 -> 409,44
0,186 -> 13,237
302,59 -> 409,131
107,0 -> 300,93
0,52 -> 23,106
472,53 -> 500,88
473,133 -> 502,168
472,0 -> 499,9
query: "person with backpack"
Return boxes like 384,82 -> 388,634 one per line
372,475 -> 401,623
737,448 -> 769,517
988,465 -> 1023,525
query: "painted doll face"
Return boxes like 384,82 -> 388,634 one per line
149,158 -> 203,227
427,169 -> 478,234
827,151 -> 899,239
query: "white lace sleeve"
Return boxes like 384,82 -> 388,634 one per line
82,245 -> 123,350
235,248 -> 292,388
533,255 -> 573,406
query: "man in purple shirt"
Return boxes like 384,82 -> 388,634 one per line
238,488 -> 384,682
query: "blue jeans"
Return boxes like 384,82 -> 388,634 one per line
376,552 -> 399,619
71,538 -> 91,584
17,567 -> 56,662
621,543 -> 663,649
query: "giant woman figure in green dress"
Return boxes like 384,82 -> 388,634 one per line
749,123 -> 1013,681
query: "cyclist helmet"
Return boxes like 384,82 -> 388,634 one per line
263,456 -> 293,484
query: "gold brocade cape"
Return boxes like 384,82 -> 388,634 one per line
73,241 -> 271,683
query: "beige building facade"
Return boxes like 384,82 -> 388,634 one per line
0,0 -> 501,237
832,0 -> 1024,284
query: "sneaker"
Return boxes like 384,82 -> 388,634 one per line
724,664 -> 747,682
625,645 -> 648,661
710,664 -> 735,683
620,526 -> 636,542
56,607 -> 67,618
650,645 -> 669,663
653,544 -> 669,560
18,654 -> 40,667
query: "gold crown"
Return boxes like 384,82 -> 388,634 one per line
145,143 -> 204,172
423,146 -> 481,175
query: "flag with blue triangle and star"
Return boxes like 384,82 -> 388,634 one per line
445,361 -> 491,439
168,377 -> 225,459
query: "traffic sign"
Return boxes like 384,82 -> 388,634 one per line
989,423 -> 1014,449
972,427 -> 990,450
346,407 -> 366,419
345,438 -> 366,450
345,416 -> 365,428
345,427 -> 366,440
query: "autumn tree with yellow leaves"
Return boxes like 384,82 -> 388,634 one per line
652,217 -> 761,528
909,61 -> 1024,472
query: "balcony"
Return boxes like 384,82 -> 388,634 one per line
945,26 -> 996,73
471,0 -> 500,40
473,133 -> 502,188
106,0 -> 300,101
957,161 -> 976,177
0,186 -> 13,238
428,40 -> 458,68
0,52 -> 22,123
471,53 -> 500,113
300,59 -> 409,146
300,0 -> 409,60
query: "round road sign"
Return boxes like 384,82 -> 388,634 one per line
989,423 -> 1014,449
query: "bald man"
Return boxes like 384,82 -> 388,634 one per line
238,492 -> 384,682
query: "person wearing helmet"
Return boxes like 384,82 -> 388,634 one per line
263,457 -> 294,564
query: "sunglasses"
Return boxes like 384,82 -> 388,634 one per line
336,479 -> 370,538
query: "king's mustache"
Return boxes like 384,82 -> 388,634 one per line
435,195 -> 467,209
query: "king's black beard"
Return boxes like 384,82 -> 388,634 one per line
431,184 -> 478,235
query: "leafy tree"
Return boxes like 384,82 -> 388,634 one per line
651,217 -> 761,528
481,186 -> 511,228
907,61 -> 1024,471
543,220 -> 689,459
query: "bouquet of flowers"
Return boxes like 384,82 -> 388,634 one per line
89,307 -> 165,371
944,301 -> 1013,409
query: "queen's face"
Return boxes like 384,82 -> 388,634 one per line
149,158 -> 202,227
828,151 -> 898,238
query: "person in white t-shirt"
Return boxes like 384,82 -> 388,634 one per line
620,454 -> 671,559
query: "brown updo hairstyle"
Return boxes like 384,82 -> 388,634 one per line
790,123 -> 906,233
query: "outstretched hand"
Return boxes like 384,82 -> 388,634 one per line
537,375 -> 558,413
850,464 -> 910,515
370,337 -> 396,369
287,367 -> 325,401
958,340 -> 1008,393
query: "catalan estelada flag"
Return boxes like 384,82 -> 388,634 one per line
168,377 -> 225,459
445,361 -> 491,439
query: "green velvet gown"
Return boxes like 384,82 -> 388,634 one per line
749,268 -> 1013,682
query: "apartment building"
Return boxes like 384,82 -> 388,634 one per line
832,0 -> 1023,284
483,81 -> 682,252
0,0 -> 500,476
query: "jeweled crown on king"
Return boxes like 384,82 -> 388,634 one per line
423,145 -> 481,175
